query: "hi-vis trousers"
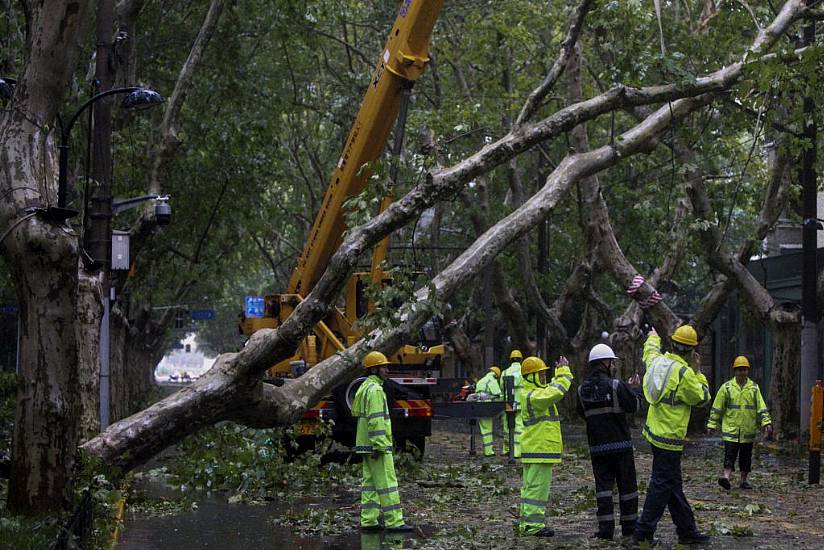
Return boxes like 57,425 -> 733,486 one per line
479,417 -> 496,456
360,452 -> 405,528
519,463 -> 553,534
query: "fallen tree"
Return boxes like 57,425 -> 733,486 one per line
80,0 -> 810,474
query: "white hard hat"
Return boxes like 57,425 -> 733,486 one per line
589,343 -> 618,363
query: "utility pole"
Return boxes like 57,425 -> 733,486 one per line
89,0 -> 116,430
799,13 -> 819,484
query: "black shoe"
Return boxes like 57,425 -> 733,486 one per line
533,527 -> 555,537
592,531 -> 613,540
717,477 -> 731,490
739,480 -> 753,489
385,523 -> 414,532
360,524 -> 382,532
678,532 -> 711,545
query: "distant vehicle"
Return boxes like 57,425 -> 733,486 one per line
181,372 -> 191,382
169,373 -> 179,382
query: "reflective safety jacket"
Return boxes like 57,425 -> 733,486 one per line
576,369 -> 641,455
475,371 -> 503,400
641,335 -> 711,451
502,361 -> 523,409
353,374 -> 393,454
706,378 -> 771,442
519,365 -> 574,464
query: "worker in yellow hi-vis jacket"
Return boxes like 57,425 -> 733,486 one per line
353,352 -> 413,532
518,355 -> 573,537
475,366 -> 503,456
707,355 -> 772,490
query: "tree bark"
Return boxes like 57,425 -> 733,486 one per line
769,319 -> 801,437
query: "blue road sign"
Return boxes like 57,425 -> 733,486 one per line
244,296 -> 264,318
191,309 -> 216,321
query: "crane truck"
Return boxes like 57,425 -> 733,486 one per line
240,0 -> 446,455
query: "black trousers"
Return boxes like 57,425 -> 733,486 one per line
723,441 -> 753,472
591,451 -> 638,536
634,444 -> 699,541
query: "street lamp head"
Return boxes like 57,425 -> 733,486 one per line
154,195 -> 171,225
121,88 -> 165,110
0,77 -> 16,100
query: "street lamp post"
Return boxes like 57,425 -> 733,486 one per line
55,85 -> 164,430
49,86 -> 164,222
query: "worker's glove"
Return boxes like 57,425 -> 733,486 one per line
555,356 -> 569,368
371,451 -> 382,460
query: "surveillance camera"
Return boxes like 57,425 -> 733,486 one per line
154,196 -> 171,225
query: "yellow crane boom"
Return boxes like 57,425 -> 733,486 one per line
241,0 -> 445,374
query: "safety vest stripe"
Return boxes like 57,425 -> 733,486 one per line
584,406 -> 623,417
368,430 -> 386,437
728,404 -> 741,410
590,440 -> 633,454
366,411 -> 389,419
721,431 -> 738,439
620,491 -> 638,501
521,497 -> 546,507
644,424 -> 684,446
360,502 -> 381,509
381,504 -> 402,512
621,513 -> 638,522
356,445 -> 373,452
597,514 -> 615,521
377,486 -> 399,495
550,382 -> 568,393
711,407 -> 722,414
361,485 -> 376,492
744,405 -> 756,410
558,374 -> 574,382
523,415 -> 560,426
526,390 -> 536,419
521,452 -> 562,459
483,441 -> 494,447
522,514 -> 545,523
595,490 -> 613,498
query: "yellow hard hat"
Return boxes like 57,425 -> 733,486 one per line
732,355 -> 751,370
521,356 -> 548,376
489,366 -> 501,378
671,325 -> 698,347
509,349 -> 523,360
363,351 -> 390,369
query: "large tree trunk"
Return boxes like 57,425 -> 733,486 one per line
7,236 -> 80,513
768,319 -> 801,438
